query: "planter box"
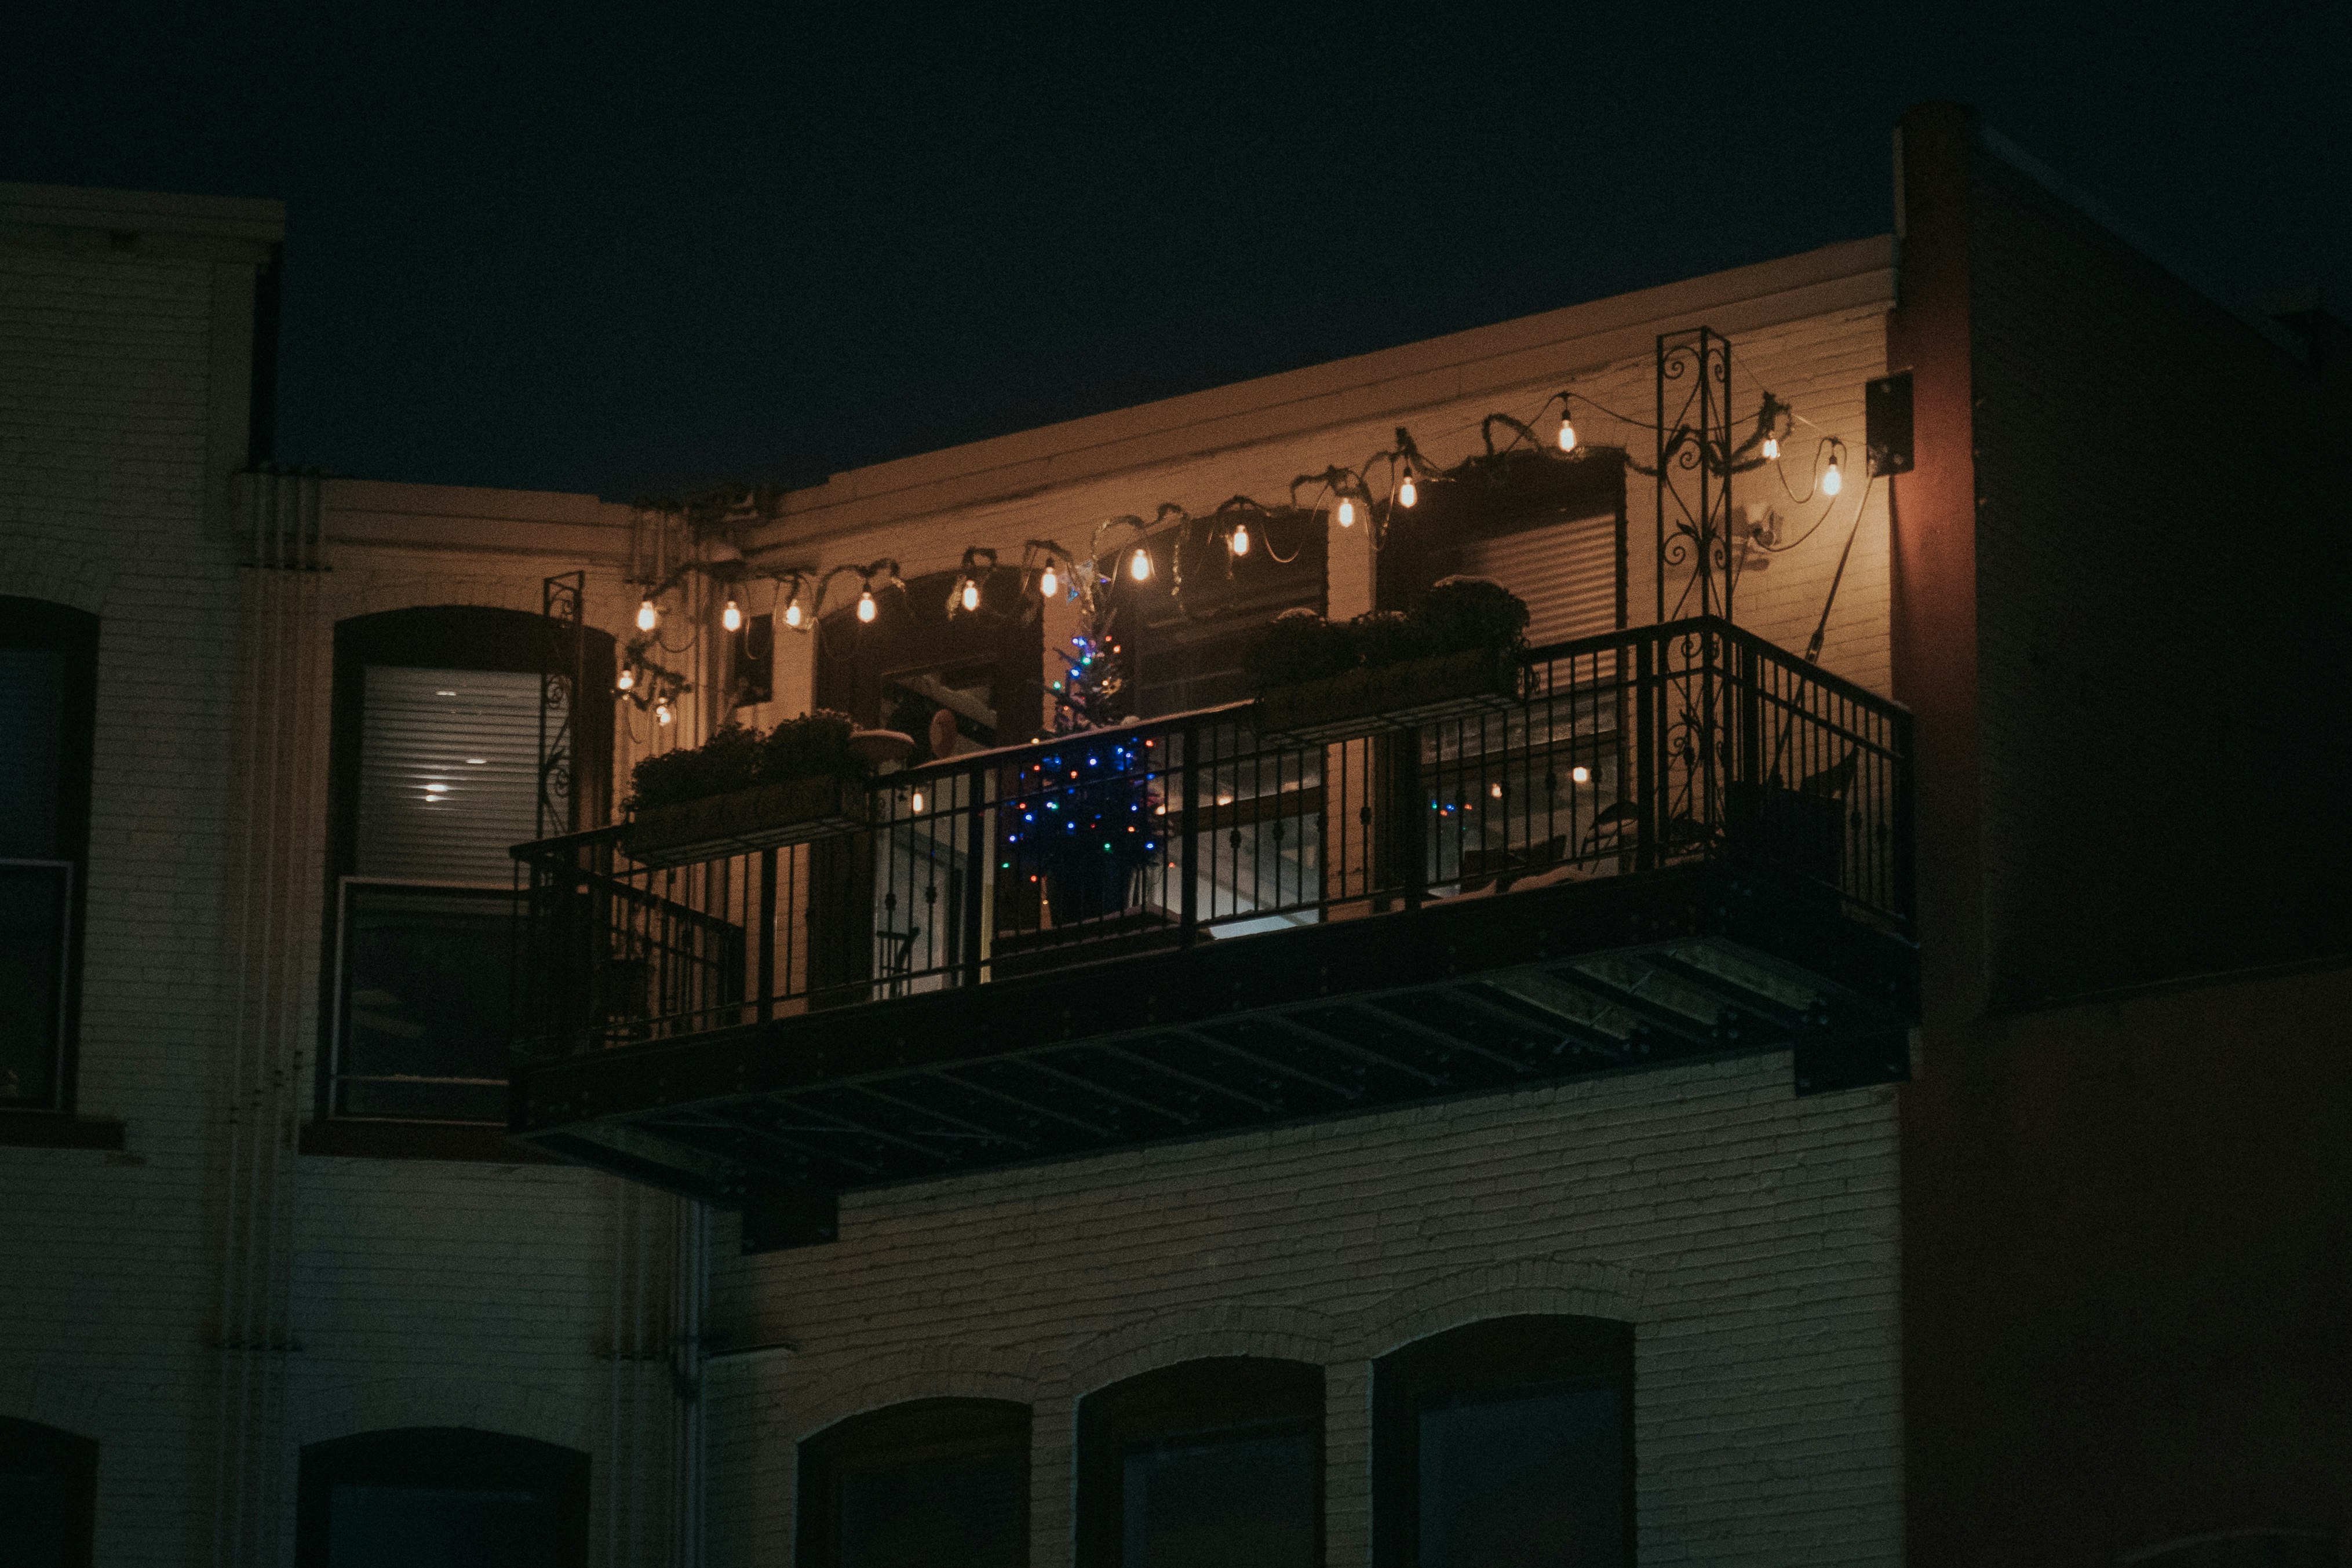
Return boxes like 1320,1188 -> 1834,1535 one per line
622,775 -> 867,867
1252,647 -> 1523,745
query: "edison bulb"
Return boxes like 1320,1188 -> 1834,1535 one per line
857,589 -> 877,623
1038,563 -> 1059,597
1762,434 -> 1781,461
1398,469 -> 1419,509
783,597 -> 803,629
636,598 -> 657,632
1230,522 -> 1250,557
1336,496 -> 1355,528
961,577 -> 980,612
1558,416 -> 1577,453
616,668 -> 635,692
910,789 -> 925,815
654,701 -> 673,725
723,597 -> 742,632
1571,765 -> 1591,784
1129,546 -> 1152,582
1822,456 -> 1843,497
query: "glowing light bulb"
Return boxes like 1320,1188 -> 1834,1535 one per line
616,668 -> 635,692
910,789 -> 925,815
723,597 -> 742,632
961,577 -> 980,612
1558,414 -> 1577,453
1230,522 -> 1250,557
1398,467 -> 1418,509
1129,546 -> 1152,582
1571,765 -> 1591,785
783,597 -> 803,629
857,589 -> 877,623
1822,455 -> 1843,497
655,701 -> 673,725
1762,434 -> 1781,461
636,598 -> 657,632
1038,563 -> 1059,598
1336,496 -> 1355,528
1490,782 -> 1504,799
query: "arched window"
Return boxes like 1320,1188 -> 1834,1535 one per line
0,598 -> 98,1114
321,606 -> 613,1124
294,1427 -> 588,1568
796,1397 -> 1030,1568
1076,1357 -> 1322,1568
1372,1314 -> 1633,1568
0,1417 -> 98,1566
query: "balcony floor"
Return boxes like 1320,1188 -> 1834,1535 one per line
513,862 -> 1917,1249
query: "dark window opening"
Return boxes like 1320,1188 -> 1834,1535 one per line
297,1427 -> 588,1568
1373,1315 -> 1633,1568
797,1398 -> 1030,1568
734,611 -> 775,708
0,1417 -> 98,1567
322,607 -> 613,1124
0,599 -> 98,1114
1077,1357 -> 1322,1568
1125,510 -> 1326,719
816,568 -> 1040,760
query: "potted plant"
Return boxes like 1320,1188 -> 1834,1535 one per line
621,710 -> 872,866
1249,578 -> 1530,744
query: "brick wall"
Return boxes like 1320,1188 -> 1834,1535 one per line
703,1055 -> 1904,1566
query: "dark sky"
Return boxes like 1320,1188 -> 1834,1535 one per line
9,4 -> 2346,501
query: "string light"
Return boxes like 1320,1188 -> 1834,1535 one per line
857,589 -> 877,623
723,597 -> 742,632
1129,546 -> 1153,582
1230,520 -> 1250,557
1762,433 -> 1780,461
1557,412 -> 1577,452
1336,496 -> 1355,528
910,789 -> 925,815
1398,462 -> 1419,509
654,700 -> 673,725
616,668 -> 635,692
636,599 -> 658,632
960,577 -> 980,612
1571,765 -> 1591,784
783,597 -> 803,629
1822,451 -> 1843,497
1038,563 -> 1059,598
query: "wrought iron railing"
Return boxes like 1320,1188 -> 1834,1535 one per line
510,617 -> 1912,1060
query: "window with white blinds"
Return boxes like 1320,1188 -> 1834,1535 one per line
355,666 -> 553,885
1454,512 -> 1620,647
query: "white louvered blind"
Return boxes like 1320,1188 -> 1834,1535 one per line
356,666 -> 552,884
1456,512 -> 1621,647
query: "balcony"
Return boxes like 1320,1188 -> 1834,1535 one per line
508,618 -> 1916,1248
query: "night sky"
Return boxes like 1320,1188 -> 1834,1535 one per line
8,4 -> 2345,501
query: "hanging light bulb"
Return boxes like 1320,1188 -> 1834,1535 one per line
1129,545 -> 1153,582
616,667 -> 636,692
1558,411 -> 1578,453
1762,432 -> 1781,461
723,596 -> 742,632
1230,520 -> 1250,557
1398,463 -> 1419,509
654,700 -> 673,725
1038,562 -> 1059,598
1336,495 -> 1356,528
1822,451 -> 1844,497
910,789 -> 925,815
961,576 -> 980,612
783,595 -> 804,629
857,588 -> 877,623
636,598 -> 658,632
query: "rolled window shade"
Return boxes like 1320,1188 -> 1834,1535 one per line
1456,512 -> 1620,646
356,666 -> 553,884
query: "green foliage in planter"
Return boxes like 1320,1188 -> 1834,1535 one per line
1244,579 -> 1529,694
625,709 -> 864,814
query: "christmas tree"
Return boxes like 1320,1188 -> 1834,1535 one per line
1001,577 -> 1162,925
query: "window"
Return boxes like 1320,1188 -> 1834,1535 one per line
1077,1358 -> 1322,1568
732,610 -> 774,708
0,1417 -> 98,1566
296,1427 -> 588,1568
1125,510 -> 1325,719
0,599 -> 98,1113
1373,452 -> 1627,639
797,1398 -> 1030,1568
1372,1315 -> 1633,1568
323,607 -> 612,1123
